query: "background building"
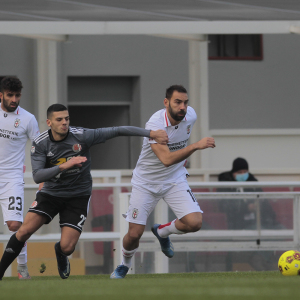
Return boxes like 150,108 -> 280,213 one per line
1,0 -> 300,275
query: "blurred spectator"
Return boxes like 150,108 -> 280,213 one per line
218,157 -> 279,230
218,157 -> 281,271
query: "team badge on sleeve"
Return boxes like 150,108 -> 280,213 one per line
132,208 -> 139,219
14,118 -> 21,128
72,144 -> 82,152
31,146 -> 35,154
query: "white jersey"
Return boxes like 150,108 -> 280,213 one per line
0,106 -> 40,183
132,106 -> 197,185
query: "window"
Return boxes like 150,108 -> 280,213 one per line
208,35 -> 263,60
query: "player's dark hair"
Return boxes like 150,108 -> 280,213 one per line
0,76 -> 23,93
165,85 -> 187,100
47,104 -> 68,119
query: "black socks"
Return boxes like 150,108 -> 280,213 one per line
0,233 -> 25,279
55,242 -> 73,256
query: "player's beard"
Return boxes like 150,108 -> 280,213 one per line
168,105 -> 186,122
57,129 -> 68,137
52,126 -> 69,138
2,95 -> 20,112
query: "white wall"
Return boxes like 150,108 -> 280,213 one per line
209,34 -> 300,129
1,33 -> 300,172
207,132 -> 300,171
0,36 -> 36,115
61,35 -> 189,126
208,34 -> 300,171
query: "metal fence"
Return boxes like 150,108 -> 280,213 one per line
1,175 -> 300,275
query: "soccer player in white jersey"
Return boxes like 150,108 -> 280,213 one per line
0,76 -> 40,279
111,85 -> 215,279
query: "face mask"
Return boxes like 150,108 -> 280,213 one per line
235,172 -> 249,182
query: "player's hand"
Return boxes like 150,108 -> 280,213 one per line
197,137 -> 216,150
150,130 -> 169,145
59,156 -> 87,171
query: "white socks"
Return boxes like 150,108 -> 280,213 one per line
9,231 -> 27,265
121,246 -> 138,268
18,242 -> 27,265
157,219 -> 185,238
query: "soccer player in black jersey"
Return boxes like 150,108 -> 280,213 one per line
0,103 -> 168,280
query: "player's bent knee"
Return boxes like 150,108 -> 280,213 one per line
60,242 -> 76,255
128,229 -> 143,241
7,223 -> 21,232
189,220 -> 202,232
61,247 -> 75,256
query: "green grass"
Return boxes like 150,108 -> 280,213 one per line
1,271 -> 299,300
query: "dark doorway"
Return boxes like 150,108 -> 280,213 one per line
68,105 -> 130,169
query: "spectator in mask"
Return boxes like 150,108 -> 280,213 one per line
219,157 -> 253,183
218,157 -> 282,271
218,157 -> 278,230
218,157 -> 281,271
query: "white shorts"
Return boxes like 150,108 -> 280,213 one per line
0,181 -> 24,224
126,181 -> 202,225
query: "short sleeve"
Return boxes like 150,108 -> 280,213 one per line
31,140 -> 47,172
188,106 -> 197,123
27,116 -> 40,142
145,112 -> 165,144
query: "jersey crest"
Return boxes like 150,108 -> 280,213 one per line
187,125 -> 191,134
14,118 -> 21,128
132,208 -> 139,219
72,144 -> 82,152
30,201 -> 38,208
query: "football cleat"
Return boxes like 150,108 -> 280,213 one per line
17,264 -> 31,280
110,265 -> 129,279
54,242 -> 70,279
151,224 -> 174,258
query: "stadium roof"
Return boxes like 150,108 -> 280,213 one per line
0,0 -> 300,38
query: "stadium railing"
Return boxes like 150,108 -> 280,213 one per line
1,175 -> 300,275
119,183 -> 300,274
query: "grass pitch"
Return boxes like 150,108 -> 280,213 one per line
1,271 -> 299,300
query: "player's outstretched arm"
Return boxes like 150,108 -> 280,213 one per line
92,126 -> 168,145
151,137 -> 215,167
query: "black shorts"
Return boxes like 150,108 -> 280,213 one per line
28,192 -> 91,233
